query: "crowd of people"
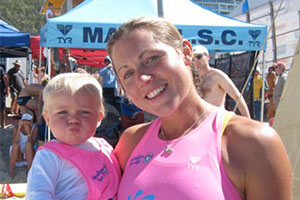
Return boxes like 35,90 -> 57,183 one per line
0,16 -> 292,199
252,61 -> 288,124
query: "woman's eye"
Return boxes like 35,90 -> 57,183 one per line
146,56 -> 157,64
124,71 -> 134,80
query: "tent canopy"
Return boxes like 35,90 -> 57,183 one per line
0,19 -> 30,57
40,0 -> 267,52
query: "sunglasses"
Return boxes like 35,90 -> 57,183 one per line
194,54 -> 204,60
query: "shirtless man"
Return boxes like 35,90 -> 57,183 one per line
17,83 -> 46,122
192,45 -> 250,118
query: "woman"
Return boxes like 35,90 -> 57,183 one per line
107,17 -> 292,199
9,111 -> 38,178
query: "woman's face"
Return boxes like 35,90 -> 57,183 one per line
111,29 -> 193,117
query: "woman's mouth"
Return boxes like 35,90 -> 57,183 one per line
146,84 -> 167,99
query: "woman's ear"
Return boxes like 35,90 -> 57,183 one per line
182,40 -> 193,66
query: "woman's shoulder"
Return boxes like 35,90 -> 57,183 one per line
225,115 -> 276,140
223,115 -> 280,160
222,115 -> 291,198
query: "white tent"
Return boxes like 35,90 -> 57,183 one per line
273,39 -> 300,199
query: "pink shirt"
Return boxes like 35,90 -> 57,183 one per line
40,137 -> 120,200
118,109 -> 241,200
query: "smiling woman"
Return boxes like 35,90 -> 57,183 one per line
107,17 -> 292,200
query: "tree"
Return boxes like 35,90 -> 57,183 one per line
0,0 -> 46,35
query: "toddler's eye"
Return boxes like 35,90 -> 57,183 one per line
80,110 -> 90,115
57,111 -> 67,115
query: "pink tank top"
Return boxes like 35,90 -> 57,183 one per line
40,137 -> 120,200
118,109 -> 241,200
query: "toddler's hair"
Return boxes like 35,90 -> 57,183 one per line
43,73 -> 104,113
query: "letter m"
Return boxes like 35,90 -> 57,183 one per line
83,27 -> 103,43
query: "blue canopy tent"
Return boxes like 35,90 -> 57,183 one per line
0,19 -> 30,57
40,0 -> 267,52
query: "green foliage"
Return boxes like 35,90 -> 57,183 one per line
0,0 -> 46,35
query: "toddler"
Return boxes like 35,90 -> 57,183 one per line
26,73 -> 120,200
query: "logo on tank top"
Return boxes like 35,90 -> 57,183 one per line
129,152 -> 153,166
187,155 -> 202,170
128,189 -> 155,200
143,153 -> 153,164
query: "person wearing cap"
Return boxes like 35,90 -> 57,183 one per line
9,111 -> 38,178
273,62 -> 288,109
7,60 -> 26,117
192,45 -> 250,118
99,55 -> 121,113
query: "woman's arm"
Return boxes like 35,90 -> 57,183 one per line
12,122 -> 22,144
27,125 -> 38,145
222,116 -> 292,200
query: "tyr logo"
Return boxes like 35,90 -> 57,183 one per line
56,24 -> 73,44
57,25 -> 72,36
248,30 -> 261,47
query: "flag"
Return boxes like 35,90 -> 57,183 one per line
242,0 -> 249,14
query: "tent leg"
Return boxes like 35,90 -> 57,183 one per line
38,46 -> 42,83
260,51 -> 266,122
28,53 -> 33,84
47,47 -> 52,142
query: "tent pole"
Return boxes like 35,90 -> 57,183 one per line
157,0 -> 164,18
28,53 -> 33,84
47,47 -> 51,142
260,51 -> 266,122
269,1 -> 277,62
47,48 -> 51,79
38,46 -> 42,83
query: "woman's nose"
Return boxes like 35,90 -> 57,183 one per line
137,74 -> 152,88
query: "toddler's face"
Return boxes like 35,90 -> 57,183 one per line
43,89 -> 103,145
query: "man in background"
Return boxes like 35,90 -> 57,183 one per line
266,65 -> 277,121
192,45 -> 250,118
99,56 -> 120,112
7,60 -> 26,117
253,68 -> 269,120
274,62 -> 288,109
60,48 -> 78,73
46,2 -> 55,21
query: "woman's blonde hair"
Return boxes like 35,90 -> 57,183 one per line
43,73 -> 104,113
106,17 -> 183,63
